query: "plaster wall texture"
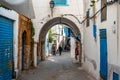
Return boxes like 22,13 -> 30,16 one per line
32,0 -> 83,42
83,0 -> 119,79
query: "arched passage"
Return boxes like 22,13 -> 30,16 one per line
38,17 -> 82,65
40,17 -> 80,41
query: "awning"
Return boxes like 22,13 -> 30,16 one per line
0,0 -> 35,19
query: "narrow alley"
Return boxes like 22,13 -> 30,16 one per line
19,52 -> 94,80
1,0 -> 120,80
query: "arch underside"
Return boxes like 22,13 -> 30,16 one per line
39,17 -> 81,41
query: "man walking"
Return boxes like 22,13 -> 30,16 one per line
59,45 -> 63,55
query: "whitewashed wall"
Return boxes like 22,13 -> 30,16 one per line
32,0 -> 84,66
118,4 -> 120,66
83,0 -> 119,79
31,0 -> 120,79
0,8 -> 19,72
32,0 -> 83,42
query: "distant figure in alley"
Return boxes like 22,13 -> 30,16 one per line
58,45 -> 63,56
51,43 -> 56,56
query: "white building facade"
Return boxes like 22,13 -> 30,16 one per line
83,0 -> 120,79
31,0 -> 120,79
32,0 -> 84,42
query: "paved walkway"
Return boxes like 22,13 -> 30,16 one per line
20,52 -> 95,80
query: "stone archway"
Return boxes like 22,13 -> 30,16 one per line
38,17 -> 82,65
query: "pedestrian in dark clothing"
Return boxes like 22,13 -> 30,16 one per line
52,44 -> 56,55
59,45 -> 62,55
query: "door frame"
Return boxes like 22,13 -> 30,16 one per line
99,29 -> 108,80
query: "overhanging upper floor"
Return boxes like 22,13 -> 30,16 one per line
0,0 -> 35,19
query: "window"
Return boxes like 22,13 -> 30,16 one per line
54,0 -> 68,6
101,0 -> 107,21
86,10 -> 90,27
93,25 -> 97,39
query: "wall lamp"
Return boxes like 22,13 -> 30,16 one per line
49,0 -> 55,17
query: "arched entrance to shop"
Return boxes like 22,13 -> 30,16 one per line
18,29 -> 31,72
38,17 -> 82,65
22,31 -> 27,71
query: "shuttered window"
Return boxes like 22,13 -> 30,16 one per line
101,0 -> 107,21
86,10 -> 90,27
54,0 -> 68,6
93,25 -> 97,39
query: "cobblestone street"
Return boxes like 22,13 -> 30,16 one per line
19,52 -> 95,80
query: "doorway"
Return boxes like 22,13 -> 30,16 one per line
22,31 -> 27,71
100,29 -> 108,80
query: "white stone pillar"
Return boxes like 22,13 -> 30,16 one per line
70,37 -> 76,60
14,43 -> 19,78
14,43 -> 18,71
34,43 -> 37,67
41,41 -> 46,60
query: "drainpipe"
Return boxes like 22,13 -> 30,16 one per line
117,2 -> 119,65
49,0 -> 55,17
93,5 -> 96,25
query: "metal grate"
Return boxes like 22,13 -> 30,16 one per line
0,16 -> 13,80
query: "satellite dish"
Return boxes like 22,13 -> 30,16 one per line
4,0 -> 25,5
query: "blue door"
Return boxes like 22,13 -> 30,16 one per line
100,29 -> 108,80
0,16 -> 13,80
113,72 -> 119,80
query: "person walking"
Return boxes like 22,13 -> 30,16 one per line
58,45 -> 63,56
51,44 -> 56,56
75,42 -> 79,60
